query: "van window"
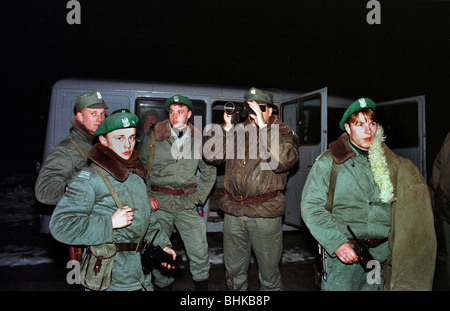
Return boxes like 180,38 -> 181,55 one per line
135,97 -> 206,140
212,100 -> 247,125
282,95 -> 321,146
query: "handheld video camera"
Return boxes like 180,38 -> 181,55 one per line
224,101 -> 267,124
224,101 -> 250,116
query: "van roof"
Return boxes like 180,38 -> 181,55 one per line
53,78 -> 352,107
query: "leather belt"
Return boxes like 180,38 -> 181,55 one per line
223,190 -> 279,205
151,183 -> 196,196
116,242 -> 143,252
348,237 -> 387,249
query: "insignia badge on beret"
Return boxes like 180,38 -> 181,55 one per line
122,117 -> 131,127
359,98 -> 367,108
93,109 -> 139,136
339,98 -> 376,131
165,94 -> 193,112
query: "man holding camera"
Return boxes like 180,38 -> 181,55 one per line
204,87 -> 299,291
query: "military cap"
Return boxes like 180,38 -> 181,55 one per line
94,109 -> 139,137
75,90 -> 108,112
244,87 -> 273,105
165,94 -> 193,112
339,98 -> 376,131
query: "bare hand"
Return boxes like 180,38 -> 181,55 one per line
248,100 -> 266,127
111,206 -> 134,229
160,247 -> 177,269
335,242 -> 359,264
149,197 -> 160,211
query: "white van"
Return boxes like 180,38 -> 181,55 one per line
37,78 -> 426,233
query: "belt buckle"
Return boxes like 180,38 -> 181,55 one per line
235,195 -> 244,205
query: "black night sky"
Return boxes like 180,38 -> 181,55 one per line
1,0 -> 450,177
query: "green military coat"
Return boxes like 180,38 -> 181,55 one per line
50,144 -> 171,291
301,133 -> 436,290
35,117 -> 94,205
137,119 -> 217,212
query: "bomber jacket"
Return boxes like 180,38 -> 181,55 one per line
137,119 -> 217,212
35,117 -> 94,205
301,132 -> 436,290
204,116 -> 299,218
50,144 -> 171,291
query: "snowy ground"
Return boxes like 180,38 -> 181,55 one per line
0,173 -> 54,267
0,173 -> 315,268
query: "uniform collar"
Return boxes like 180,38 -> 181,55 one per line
88,143 -> 146,181
71,116 -> 94,141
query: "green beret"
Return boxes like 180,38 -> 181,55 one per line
339,98 -> 376,131
165,94 -> 193,112
94,109 -> 139,136
75,90 -> 108,112
244,87 -> 273,105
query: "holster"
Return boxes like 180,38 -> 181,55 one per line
69,246 -> 83,262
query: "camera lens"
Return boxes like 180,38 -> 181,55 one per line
224,102 -> 236,115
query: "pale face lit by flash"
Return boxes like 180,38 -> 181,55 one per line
169,104 -> 192,130
100,127 -> 137,160
345,112 -> 377,151
77,108 -> 106,134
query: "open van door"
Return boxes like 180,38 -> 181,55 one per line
376,96 -> 427,179
281,88 -> 328,228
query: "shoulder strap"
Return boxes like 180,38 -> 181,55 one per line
90,163 -> 124,209
146,128 -> 156,177
67,138 -> 88,163
325,160 -> 338,213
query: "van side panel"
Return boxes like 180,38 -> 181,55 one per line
44,79 -> 380,233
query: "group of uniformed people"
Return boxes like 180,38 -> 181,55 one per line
36,87 -> 438,291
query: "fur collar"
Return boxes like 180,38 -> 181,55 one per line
329,133 -> 357,164
71,116 -> 94,141
88,143 -> 146,181
329,125 -> 395,203
154,119 -> 202,142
